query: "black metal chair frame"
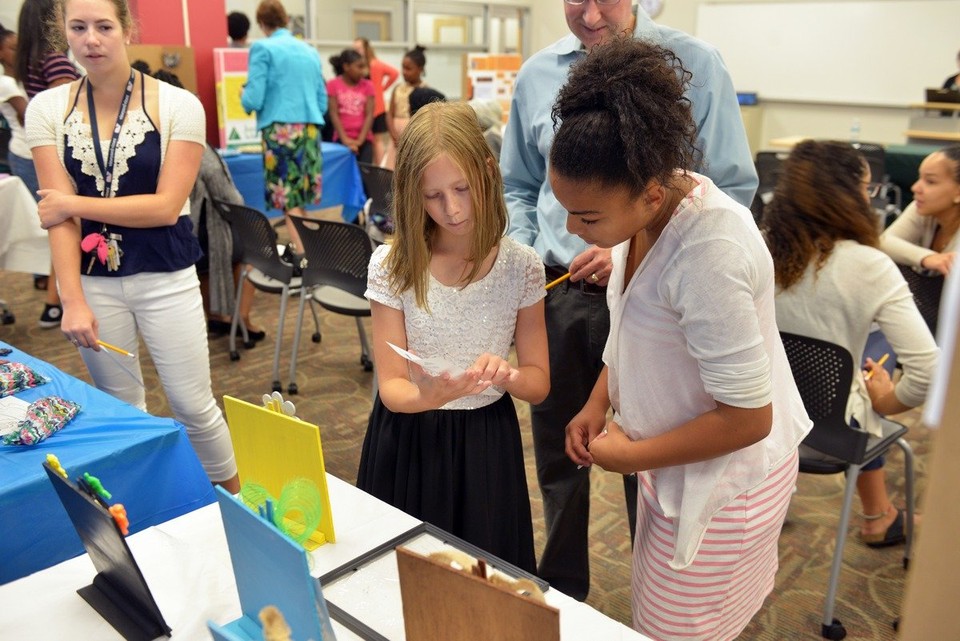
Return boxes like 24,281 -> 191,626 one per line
212,200 -> 320,392
356,161 -> 393,239
780,332 -> 915,641
286,215 -> 375,395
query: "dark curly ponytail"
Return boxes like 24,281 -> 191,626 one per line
550,37 -> 700,195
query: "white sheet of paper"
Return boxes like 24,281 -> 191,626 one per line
0,395 -> 30,437
387,341 -> 464,377
385,342 -> 501,397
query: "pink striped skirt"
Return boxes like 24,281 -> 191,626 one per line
631,450 -> 798,640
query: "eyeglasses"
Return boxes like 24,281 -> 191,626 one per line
564,0 -> 621,5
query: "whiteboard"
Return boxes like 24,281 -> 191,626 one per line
696,1 -> 960,106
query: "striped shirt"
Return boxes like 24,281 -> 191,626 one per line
24,52 -> 79,99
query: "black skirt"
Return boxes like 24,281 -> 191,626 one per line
357,393 -> 537,575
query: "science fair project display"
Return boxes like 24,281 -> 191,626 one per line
207,486 -> 337,641
223,394 -> 336,549
42,455 -> 171,641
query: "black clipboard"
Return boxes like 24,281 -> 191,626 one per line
43,462 -> 171,641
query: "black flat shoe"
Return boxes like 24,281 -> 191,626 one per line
207,319 -> 233,336
245,329 -> 267,342
862,508 -> 907,548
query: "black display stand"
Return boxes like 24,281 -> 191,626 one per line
43,462 -> 171,641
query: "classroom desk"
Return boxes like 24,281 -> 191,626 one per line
222,142 -> 367,222
0,341 -> 215,584
0,174 -> 49,275
0,474 -> 648,640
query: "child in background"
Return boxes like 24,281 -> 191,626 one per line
353,37 -> 398,167
554,39 -> 810,639
388,45 -> 427,144
880,145 -> 960,276
357,101 -> 549,574
327,49 -> 374,164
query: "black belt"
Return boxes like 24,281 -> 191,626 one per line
544,264 -> 607,295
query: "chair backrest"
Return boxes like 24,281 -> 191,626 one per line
211,200 -> 293,283
897,263 -> 944,336
780,332 -> 870,463
750,150 -> 788,222
288,215 -> 374,299
357,162 -> 394,226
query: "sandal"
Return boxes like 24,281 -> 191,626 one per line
861,508 -> 907,548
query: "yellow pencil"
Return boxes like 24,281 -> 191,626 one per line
865,353 -> 889,380
97,340 -> 135,359
545,272 -> 571,291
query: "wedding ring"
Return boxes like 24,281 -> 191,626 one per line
71,339 -> 80,346
590,273 -> 599,283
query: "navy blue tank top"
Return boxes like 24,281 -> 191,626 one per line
63,74 -> 201,277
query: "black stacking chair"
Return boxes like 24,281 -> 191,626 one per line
212,200 -> 319,392
286,215 -> 375,395
357,162 -> 394,242
780,332 -> 915,641
897,263 -> 945,337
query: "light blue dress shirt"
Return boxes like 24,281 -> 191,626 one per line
502,8 -> 758,268
241,28 -> 328,130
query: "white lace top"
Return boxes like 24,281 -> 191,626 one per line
25,80 -> 206,219
366,236 -> 545,410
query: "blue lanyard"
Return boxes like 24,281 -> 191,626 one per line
87,69 -> 136,198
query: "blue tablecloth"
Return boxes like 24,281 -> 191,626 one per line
0,342 -> 215,583
223,142 -> 366,222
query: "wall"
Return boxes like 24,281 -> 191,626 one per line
521,0 -> 923,147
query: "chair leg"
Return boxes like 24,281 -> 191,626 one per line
228,273 -> 246,362
355,317 -> 373,371
308,297 -> 322,343
896,437 -> 916,568
820,466 -> 860,640
287,289 -> 310,395
270,287 -> 289,393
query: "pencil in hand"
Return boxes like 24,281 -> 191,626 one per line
97,339 -> 135,359
864,353 -> 889,380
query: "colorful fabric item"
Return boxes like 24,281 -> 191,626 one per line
0,359 -> 49,398
3,396 -> 81,445
261,122 -> 323,212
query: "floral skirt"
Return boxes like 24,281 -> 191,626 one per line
261,122 -> 323,212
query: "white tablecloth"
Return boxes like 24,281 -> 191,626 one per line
0,174 -> 49,275
0,475 -> 648,640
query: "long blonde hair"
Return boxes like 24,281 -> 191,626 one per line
386,101 -> 506,309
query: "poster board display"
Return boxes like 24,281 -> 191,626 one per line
213,48 -> 260,150
464,53 -> 521,123
126,45 -> 196,93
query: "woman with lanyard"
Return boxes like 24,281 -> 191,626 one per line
26,0 -> 239,493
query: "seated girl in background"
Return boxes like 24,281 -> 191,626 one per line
880,145 -> 960,276
327,49 -> 374,164
764,140 -> 938,547
555,38 -> 810,640
357,101 -> 549,574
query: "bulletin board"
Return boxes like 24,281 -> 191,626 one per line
463,53 -> 521,123
695,1 -> 960,107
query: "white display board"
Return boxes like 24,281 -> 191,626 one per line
696,0 -> 960,107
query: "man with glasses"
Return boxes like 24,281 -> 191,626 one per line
501,0 -> 757,601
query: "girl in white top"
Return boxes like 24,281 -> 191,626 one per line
357,101 -> 549,573
552,39 -> 810,640
766,140 -> 937,547
880,145 -> 960,276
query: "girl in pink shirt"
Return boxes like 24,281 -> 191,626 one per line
327,49 -> 375,164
